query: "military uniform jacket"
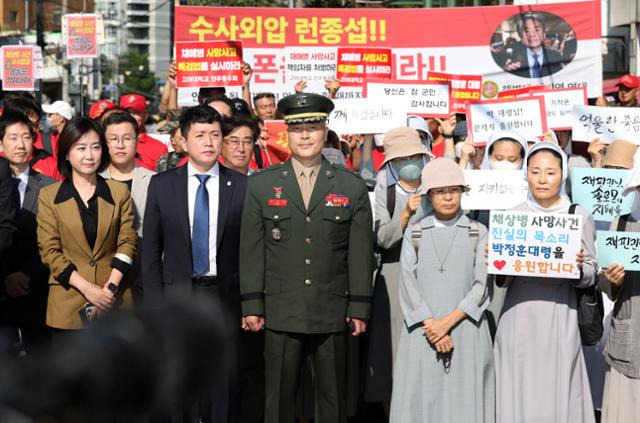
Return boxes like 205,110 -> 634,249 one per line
240,158 -> 374,334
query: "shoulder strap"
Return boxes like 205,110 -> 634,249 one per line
253,143 -> 264,168
386,184 -> 396,219
617,213 -> 630,232
568,203 -> 578,215
411,219 -> 481,255
411,222 -> 422,254
29,147 -> 51,167
41,130 -> 53,155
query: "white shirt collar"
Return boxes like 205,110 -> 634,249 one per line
15,166 -> 29,186
187,161 -> 219,178
527,48 -> 544,65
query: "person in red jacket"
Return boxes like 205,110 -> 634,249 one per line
119,94 -> 167,171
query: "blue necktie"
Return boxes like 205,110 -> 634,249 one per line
532,53 -> 542,78
192,174 -> 211,276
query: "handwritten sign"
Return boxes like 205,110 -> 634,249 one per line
327,98 -> 407,134
488,210 -> 582,279
571,168 -> 636,222
175,40 -> 243,88
466,97 -> 547,146
337,47 -> 391,87
284,47 -> 336,93
572,105 -> 640,144
364,79 -> 449,118
63,14 -> 98,58
497,85 -> 547,99
461,170 -> 528,210
1,46 -> 35,91
597,231 -> 640,271
427,71 -> 482,113
530,87 -> 588,130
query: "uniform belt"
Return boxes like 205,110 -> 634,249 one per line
191,276 -> 218,286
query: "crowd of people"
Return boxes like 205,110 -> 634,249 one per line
0,56 -> 639,423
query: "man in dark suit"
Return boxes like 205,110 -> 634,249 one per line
240,93 -> 374,423
0,111 -> 54,352
494,13 -> 564,78
142,105 -> 247,423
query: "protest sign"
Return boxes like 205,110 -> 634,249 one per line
32,46 -> 43,79
1,46 -> 35,91
337,47 -> 392,87
364,79 -> 449,118
284,47 -> 336,93
531,87 -> 587,130
461,170 -> 528,210
570,168 -> 636,221
63,14 -> 98,58
466,97 -> 547,146
488,210 -> 582,279
327,98 -> 408,134
497,85 -> 546,99
596,231 -> 640,271
264,120 -> 291,165
175,40 -> 243,88
427,71 -> 482,113
175,2 -> 602,99
572,105 -> 640,144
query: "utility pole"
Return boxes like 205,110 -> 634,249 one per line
35,0 -> 45,103
62,0 -> 70,103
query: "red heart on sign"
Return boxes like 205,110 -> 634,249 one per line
493,260 -> 507,271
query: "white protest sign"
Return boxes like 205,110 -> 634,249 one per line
531,87 -> 587,130
488,210 -> 582,279
327,98 -> 407,135
284,47 -> 337,94
177,88 -> 200,107
572,104 -> 640,144
466,97 -> 547,146
461,170 -> 528,210
364,79 -> 450,118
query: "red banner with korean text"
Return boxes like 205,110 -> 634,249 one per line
1,46 -> 35,91
337,48 -> 392,87
264,120 -> 291,165
175,40 -> 243,88
427,71 -> 483,113
175,2 -> 601,102
64,14 -> 98,58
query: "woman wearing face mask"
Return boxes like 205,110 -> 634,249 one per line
599,167 -> 640,423
494,142 -> 597,423
364,127 -> 434,411
391,158 -> 493,423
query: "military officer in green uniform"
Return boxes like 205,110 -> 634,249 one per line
239,93 -> 374,423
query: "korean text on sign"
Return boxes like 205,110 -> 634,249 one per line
488,210 -> 583,279
1,46 -> 36,91
175,40 -> 244,88
466,97 -> 547,146
427,71 -> 482,114
530,87 -> 587,130
572,105 -> 640,144
364,80 -> 449,118
64,14 -> 98,58
337,47 -> 392,87
461,170 -> 528,211
327,98 -> 407,135
571,168 -> 636,222
596,231 -> 640,271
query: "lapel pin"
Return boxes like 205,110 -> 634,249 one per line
282,171 -> 288,177
325,170 -> 331,176
227,181 -> 232,186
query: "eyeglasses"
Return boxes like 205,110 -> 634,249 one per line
224,137 -> 254,148
106,136 -> 136,146
430,187 -> 463,197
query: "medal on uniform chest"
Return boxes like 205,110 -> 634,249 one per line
272,225 -> 282,241
273,186 -> 283,199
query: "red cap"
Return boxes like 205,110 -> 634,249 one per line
119,94 -> 147,113
616,74 -> 640,89
89,100 -> 116,120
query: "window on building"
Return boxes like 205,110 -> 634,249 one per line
9,11 -> 18,22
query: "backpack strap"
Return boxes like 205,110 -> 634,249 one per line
617,213 -> 630,232
411,219 -> 481,256
386,184 -> 396,219
29,147 -> 51,167
568,203 -> 578,215
40,129 -> 53,155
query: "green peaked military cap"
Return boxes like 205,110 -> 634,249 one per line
277,93 -> 335,124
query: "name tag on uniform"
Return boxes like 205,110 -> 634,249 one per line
268,199 -> 288,207
325,194 -> 349,208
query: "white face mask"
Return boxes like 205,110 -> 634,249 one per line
374,134 -> 385,147
489,159 -> 521,171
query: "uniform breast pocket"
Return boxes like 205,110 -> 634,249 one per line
263,207 -> 292,242
323,207 -> 351,243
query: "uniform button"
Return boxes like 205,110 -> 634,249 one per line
304,279 -> 312,286
305,258 -> 311,265
305,237 -> 312,244
305,216 -> 311,223
89,260 -> 96,267
335,215 -> 341,221
274,214 -> 279,220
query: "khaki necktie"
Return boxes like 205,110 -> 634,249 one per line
300,168 -> 314,209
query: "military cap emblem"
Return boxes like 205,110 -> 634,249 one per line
297,95 -> 308,106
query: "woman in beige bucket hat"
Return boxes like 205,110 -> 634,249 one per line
391,158 -> 494,423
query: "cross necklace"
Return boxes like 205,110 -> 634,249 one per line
429,227 -> 459,274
